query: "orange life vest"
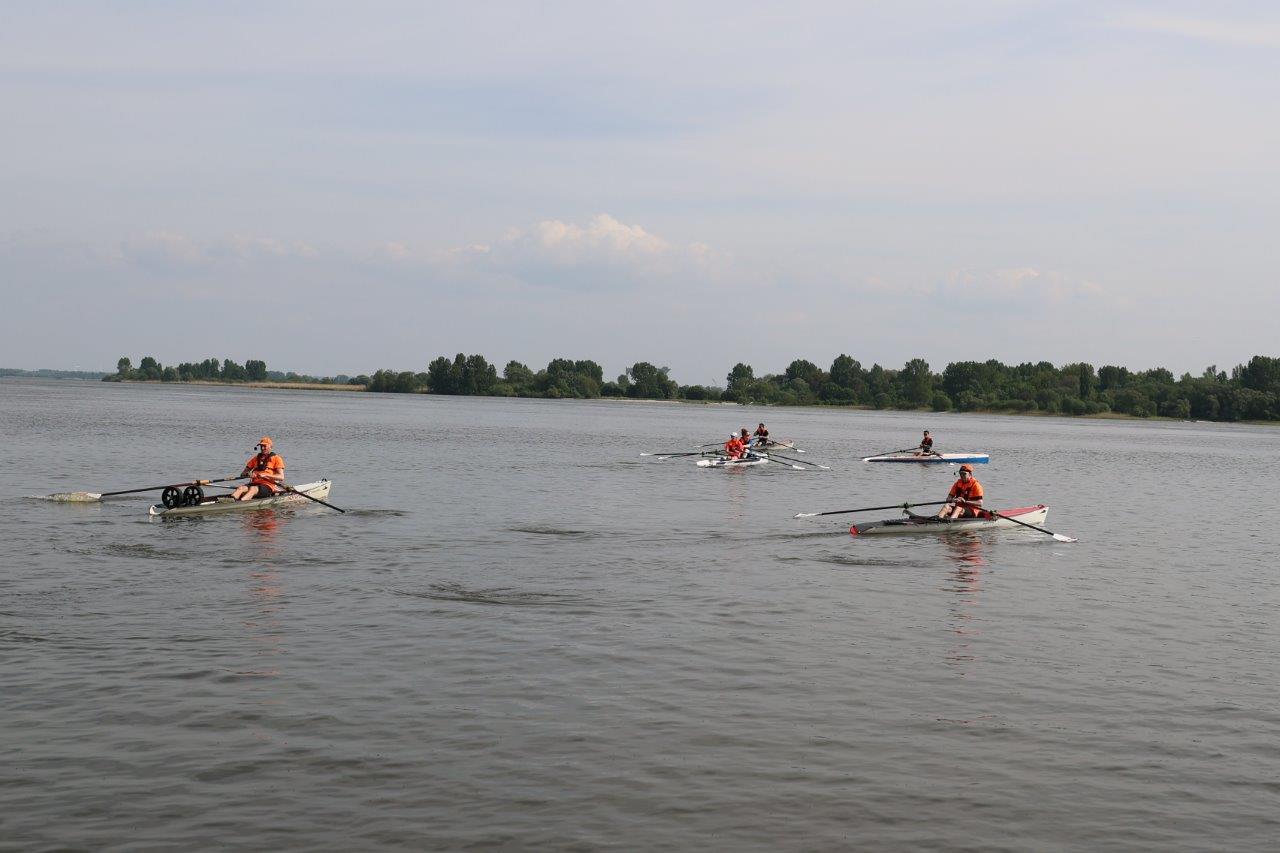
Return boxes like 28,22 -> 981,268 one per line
948,477 -> 983,503
245,451 -> 285,489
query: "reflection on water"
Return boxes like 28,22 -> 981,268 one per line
240,509 -> 282,556
943,535 -> 986,675
240,511 -> 285,680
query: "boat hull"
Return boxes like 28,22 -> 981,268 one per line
149,480 -> 332,517
862,453 -> 989,464
850,505 -> 1048,535
697,456 -> 769,468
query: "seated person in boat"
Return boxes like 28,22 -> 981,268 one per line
232,436 -> 285,501
724,433 -> 747,459
913,430 -> 934,456
738,427 -> 758,452
751,423 -> 769,447
937,464 -> 984,519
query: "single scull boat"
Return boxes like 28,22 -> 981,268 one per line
862,452 -> 990,464
849,504 -> 1047,535
696,455 -> 769,468
149,479 -> 333,517
753,440 -> 802,452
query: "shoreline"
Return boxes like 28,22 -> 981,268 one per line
107,378 -> 365,391
80,378 -> 1279,426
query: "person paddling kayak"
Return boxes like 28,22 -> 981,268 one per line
232,437 -> 285,501
913,430 -> 935,457
937,463 -> 984,519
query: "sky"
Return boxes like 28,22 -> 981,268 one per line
2,1 -> 1278,385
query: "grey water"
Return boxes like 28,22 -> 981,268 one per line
2,378 -> 1277,851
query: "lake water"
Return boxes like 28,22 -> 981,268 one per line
2,378 -> 1277,851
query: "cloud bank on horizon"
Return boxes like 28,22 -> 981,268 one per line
2,2 -> 1278,382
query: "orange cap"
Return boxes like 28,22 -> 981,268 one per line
958,463 -> 974,473
258,436 -> 273,449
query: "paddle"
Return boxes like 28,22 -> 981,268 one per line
762,456 -> 805,470
42,476 -> 244,502
275,482 -> 346,513
640,451 -> 706,458
642,440 -> 731,457
861,447 -> 916,461
768,452 -> 830,470
959,501 -> 1076,542
794,500 -> 951,518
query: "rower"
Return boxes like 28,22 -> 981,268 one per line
232,436 -> 285,501
724,432 -> 746,460
937,463 -> 984,519
914,430 -> 934,457
751,422 -> 769,448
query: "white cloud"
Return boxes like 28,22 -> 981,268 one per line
445,213 -> 731,291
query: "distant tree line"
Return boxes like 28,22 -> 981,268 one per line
363,355 -> 684,399
104,356 -> 363,386
1,368 -> 107,380
367,352 -> 1280,423
99,352 -> 1280,422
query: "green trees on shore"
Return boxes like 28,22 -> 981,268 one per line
392,352 -> 1280,423
101,352 -> 1280,423
104,356 -> 358,386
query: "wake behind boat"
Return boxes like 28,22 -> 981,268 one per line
850,504 -> 1047,535
862,452 -> 990,464
149,479 -> 333,517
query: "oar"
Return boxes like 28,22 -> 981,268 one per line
42,476 -> 244,502
762,456 -> 805,470
641,441 -> 728,457
960,501 -> 1076,542
794,500 -> 951,518
640,451 -> 706,458
768,452 -> 829,470
761,440 -> 804,453
276,482 -> 346,513
861,447 -> 916,461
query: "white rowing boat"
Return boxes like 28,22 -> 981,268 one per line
696,455 -> 769,468
862,452 -> 990,464
849,504 -> 1048,536
149,479 -> 333,517
752,440 -> 802,453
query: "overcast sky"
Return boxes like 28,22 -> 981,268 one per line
2,2 -> 1278,384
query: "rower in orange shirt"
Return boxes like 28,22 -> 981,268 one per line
937,463 -> 984,519
232,436 -> 286,501
724,432 -> 747,460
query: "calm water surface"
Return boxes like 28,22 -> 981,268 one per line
2,379 -> 1277,851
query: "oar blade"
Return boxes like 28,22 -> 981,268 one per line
1053,533 -> 1078,543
